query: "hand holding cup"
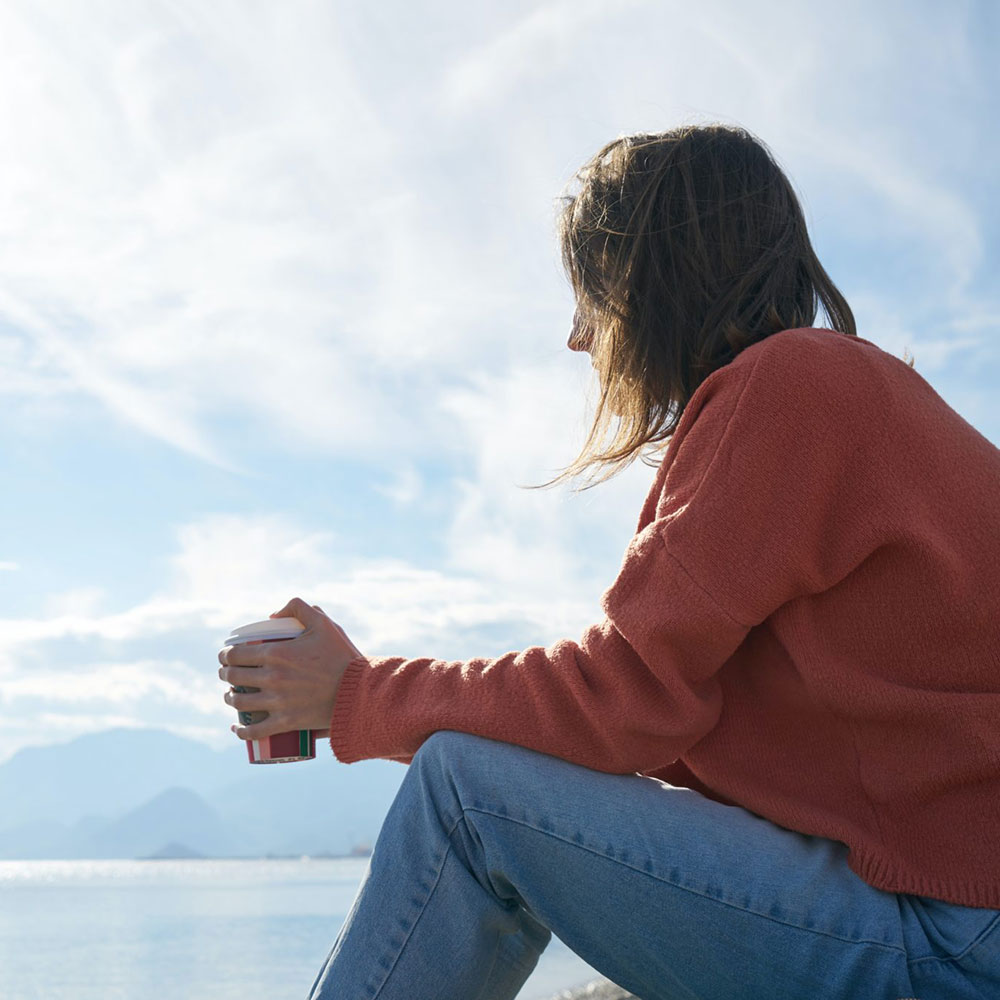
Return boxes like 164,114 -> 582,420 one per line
219,598 -> 362,757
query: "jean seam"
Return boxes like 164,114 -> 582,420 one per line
369,841 -> 454,999
907,912 -> 1000,967
465,804 -> 909,957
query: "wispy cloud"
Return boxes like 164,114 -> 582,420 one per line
441,0 -> 642,113
0,0 -> 445,463
1,0 -> 995,467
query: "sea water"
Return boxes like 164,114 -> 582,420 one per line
0,859 -> 602,999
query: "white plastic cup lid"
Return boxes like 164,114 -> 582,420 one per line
225,617 -> 305,645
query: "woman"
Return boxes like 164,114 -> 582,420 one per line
218,125 -> 1000,1000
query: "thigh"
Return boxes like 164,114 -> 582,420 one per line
423,731 -> 916,1000
902,899 -> 1000,1000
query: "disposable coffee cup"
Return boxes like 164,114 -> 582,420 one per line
224,617 -> 317,764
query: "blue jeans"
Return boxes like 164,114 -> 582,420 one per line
307,731 -> 1000,999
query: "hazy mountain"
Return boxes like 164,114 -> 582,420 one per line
0,728 -> 245,830
0,728 -> 407,858
79,787 -> 241,859
211,753 -> 408,856
0,818 -> 74,859
143,841 -> 206,859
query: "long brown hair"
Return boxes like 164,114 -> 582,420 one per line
545,124 -> 888,489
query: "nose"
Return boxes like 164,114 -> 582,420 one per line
568,312 -> 592,353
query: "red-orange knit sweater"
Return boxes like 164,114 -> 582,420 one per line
330,327 -> 1000,909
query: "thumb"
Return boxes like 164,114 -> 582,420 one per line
269,596 -> 318,627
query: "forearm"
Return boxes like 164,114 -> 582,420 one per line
329,620 -> 723,775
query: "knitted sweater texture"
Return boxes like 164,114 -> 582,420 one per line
330,327 -> 1000,908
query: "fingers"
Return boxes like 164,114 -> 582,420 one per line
218,643 -> 272,668
223,687 -> 272,711
231,715 -> 290,741
219,664 -> 270,687
268,596 -> 314,626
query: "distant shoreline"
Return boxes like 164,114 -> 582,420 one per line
140,850 -> 373,861
1,852 -> 374,863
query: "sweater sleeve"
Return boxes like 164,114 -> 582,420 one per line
329,331 -> 879,772
330,524 -> 751,773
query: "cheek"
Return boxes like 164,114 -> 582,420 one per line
569,308 -> 598,354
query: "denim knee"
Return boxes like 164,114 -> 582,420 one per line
416,728 -> 485,761
411,730 -> 516,820
414,729 -> 512,777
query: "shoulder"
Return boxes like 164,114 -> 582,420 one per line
729,326 -> 883,386
671,328 -> 856,433
652,327 -> 883,514
688,327 -> 888,425
654,326 -> 894,469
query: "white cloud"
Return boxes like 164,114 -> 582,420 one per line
0,503 -> 620,677
439,357 -> 639,590
166,514 -> 338,616
0,561 -> 19,572
0,515 -> 338,656
43,587 -> 107,619
1,659 -> 221,713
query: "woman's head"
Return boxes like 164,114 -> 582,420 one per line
554,124 -> 857,487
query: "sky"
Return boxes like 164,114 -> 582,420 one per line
1,0 -> 998,764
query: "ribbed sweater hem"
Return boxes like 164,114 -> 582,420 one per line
852,850 -> 1000,909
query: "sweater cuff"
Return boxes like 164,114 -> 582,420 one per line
329,656 -> 368,764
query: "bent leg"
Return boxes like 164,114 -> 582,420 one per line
309,731 -> 920,999
307,731 -> 552,1000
